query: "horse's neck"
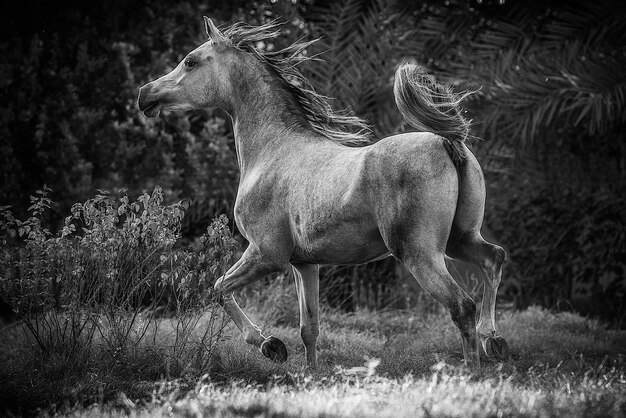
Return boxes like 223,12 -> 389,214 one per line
229,74 -> 313,178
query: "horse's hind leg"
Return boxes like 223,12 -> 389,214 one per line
292,263 -> 320,368
401,249 -> 480,369
447,233 -> 509,361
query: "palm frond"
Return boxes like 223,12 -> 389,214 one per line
471,39 -> 626,147
303,0 -> 402,136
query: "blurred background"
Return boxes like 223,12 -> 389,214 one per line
0,0 -> 624,324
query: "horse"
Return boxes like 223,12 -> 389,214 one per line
137,17 -> 509,369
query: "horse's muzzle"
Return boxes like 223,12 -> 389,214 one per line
137,83 -> 161,118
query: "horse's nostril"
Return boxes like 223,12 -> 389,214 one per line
137,84 -> 154,111
142,102 -> 160,118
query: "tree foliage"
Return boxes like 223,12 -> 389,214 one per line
300,0 -> 625,320
0,0 -> 624,320
0,1 -> 242,225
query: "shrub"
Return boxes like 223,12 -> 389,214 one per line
0,186 -> 239,410
489,183 -> 626,325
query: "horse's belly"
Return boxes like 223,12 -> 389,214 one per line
290,223 -> 389,265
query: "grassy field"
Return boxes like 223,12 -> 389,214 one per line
1,297 -> 624,417
2,190 -> 623,417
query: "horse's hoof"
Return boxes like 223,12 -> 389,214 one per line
261,336 -> 288,363
484,335 -> 509,362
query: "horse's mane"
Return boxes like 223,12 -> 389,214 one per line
222,21 -> 372,146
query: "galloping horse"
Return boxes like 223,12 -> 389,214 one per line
138,17 -> 509,369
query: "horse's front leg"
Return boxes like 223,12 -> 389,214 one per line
292,263 -> 320,369
215,248 -> 288,363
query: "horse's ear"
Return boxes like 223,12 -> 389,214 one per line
203,16 -> 227,44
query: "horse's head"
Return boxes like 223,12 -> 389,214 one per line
137,17 -> 236,117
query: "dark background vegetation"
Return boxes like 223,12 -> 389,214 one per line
1,0 -> 625,323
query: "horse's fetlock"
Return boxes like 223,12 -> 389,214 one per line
244,332 -> 259,346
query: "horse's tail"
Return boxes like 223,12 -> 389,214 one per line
393,62 -> 472,166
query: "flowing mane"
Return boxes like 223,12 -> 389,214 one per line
222,21 -> 372,146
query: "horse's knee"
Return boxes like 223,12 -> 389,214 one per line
243,328 -> 265,346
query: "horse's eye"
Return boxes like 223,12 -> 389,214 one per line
184,58 -> 196,68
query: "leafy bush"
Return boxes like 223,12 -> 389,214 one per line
0,187 -> 239,409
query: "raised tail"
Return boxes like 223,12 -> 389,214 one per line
393,62 -> 472,166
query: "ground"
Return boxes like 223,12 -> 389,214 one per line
1,302 -> 622,417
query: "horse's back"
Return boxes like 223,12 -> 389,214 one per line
367,131 -> 455,168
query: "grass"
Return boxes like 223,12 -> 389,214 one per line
0,191 -> 624,416
2,300 -> 624,417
